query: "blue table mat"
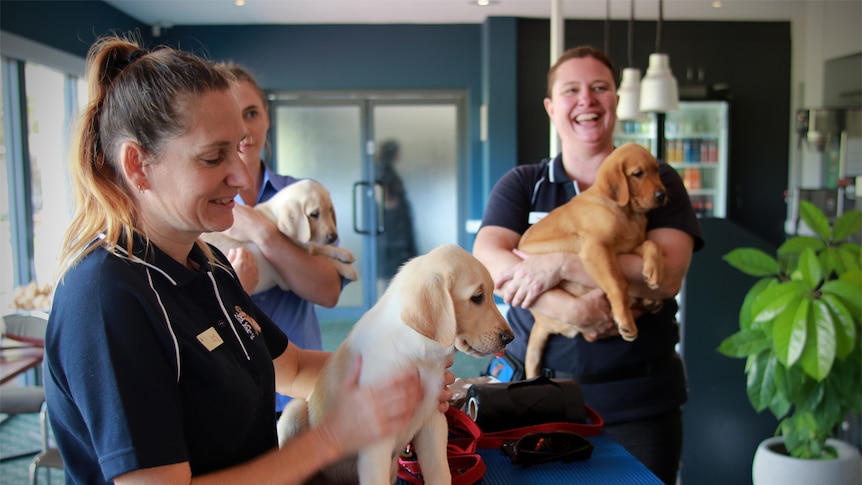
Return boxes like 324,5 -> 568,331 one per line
479,434 -> 662,484
399,433 -> 663,484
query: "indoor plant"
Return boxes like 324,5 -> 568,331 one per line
718,200 -> 861,469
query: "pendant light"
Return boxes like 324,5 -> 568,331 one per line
616,0 -> 643,120
639,0 -> 678,113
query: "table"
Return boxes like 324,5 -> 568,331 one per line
478,433 -> 663,484
0,345 -> 44,385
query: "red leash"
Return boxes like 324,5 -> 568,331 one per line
397,405 -> 603,484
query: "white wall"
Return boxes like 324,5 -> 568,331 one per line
786,1 -> 861,231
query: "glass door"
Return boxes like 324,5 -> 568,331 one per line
270,91 -> 464,319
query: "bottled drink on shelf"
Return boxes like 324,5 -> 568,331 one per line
683,168 -> 702,191
709,140 -> 718,163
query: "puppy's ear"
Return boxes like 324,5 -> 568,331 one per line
401,272 -> 457,346
598,155 -> 630,207
280,198 -> 312,243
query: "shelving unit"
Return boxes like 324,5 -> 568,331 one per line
614,101 -> 729,218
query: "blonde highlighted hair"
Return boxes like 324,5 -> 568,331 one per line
58,32 -> 234,278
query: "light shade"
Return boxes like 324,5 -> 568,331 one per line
639,53 -> 679,113
617,68 -> 644,121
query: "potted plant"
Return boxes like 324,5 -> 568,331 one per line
718,200 -> 861,484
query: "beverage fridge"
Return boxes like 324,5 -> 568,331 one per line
614,100 -> 729,218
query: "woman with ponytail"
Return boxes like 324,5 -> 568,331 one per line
45,33 -> 440,484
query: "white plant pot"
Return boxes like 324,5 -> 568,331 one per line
752,436 -> 862,485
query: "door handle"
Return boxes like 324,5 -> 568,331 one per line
353,181 -> 385,235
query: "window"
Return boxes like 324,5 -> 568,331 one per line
0,59 -> 11,305
25,62 -> 75,291
0,42 -> 84,310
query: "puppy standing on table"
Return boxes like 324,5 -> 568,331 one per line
278,244 -> 514,485
517,142 -> 668,378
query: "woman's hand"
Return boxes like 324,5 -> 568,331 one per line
438,354 -> 455,413
315,356 -> 423,459
227,247 -> 259,294
223,204 -> 275,246
496,250 -> 570,308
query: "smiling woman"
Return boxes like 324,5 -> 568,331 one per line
42,31 -> 445,485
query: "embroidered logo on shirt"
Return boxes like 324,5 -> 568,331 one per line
234,306 -> 261,340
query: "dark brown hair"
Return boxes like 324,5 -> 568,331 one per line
546,45 -> 619,98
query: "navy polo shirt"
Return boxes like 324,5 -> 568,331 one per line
46,236 -> 290,483
480,153 -> 705,422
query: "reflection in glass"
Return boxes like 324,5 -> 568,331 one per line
274,104 -> 364,308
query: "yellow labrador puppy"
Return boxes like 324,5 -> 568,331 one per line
278,244 -> 514,485
202,179 -> 358,294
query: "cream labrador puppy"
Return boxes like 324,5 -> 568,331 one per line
202,179 -> 358,294
277,244 -> 514,485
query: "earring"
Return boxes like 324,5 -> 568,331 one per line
137,184 -> 146,194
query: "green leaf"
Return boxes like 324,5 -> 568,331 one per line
774,298 -> 809,367
799,302 -> 837,381
799,200 -> 832,240
821,293 -> 856,360
795,377 -> 826,414
718,329 -> 771,358
724,248 -> 780,277
833,209 -> 862,242
821,278 -> 862,319
739,278 -> 772,331
796,247 -> 822,288
837,245 -> 861,273
819,247 -> 847,275
778,236 -> 825,256
784,365 -> 816,404
752,281 -> 808,323
746,350 -> 777,412
767,364 -> 792,418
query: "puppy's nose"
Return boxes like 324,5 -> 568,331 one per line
654,190 -> 667,205
500,330 -> 515,346
326,233 -> 338,244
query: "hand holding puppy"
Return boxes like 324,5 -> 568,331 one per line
315,356 -> 423,459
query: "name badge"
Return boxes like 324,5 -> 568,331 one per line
197,327 -> 224,351
528,211 -> 548,224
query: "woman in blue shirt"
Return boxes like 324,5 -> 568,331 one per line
473,46 -> 704,484
46,33 -> 438,484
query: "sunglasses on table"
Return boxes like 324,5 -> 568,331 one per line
500,431 -> 594,467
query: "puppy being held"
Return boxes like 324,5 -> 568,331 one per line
516,142 -> 668,378
277,244 -> 514,485
202,179 -> 358,294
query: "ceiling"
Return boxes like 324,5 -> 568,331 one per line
102,0 -> 809,27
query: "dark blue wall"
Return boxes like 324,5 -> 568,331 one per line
162,24 -> 480,91
1,3 -> 522,238
0,0 -> 149,58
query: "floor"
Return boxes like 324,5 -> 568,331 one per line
0,318 -> 492,483
0,413 -> 46,484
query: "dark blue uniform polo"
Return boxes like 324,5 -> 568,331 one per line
46,235 -> 289,483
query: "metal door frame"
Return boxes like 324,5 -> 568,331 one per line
267,90 -> 467,318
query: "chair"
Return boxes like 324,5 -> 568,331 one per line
0,312 -> 63,482
1,312 -> 49,462
29,402 -> 64,485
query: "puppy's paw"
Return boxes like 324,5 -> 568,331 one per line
333,247 -> 356,264
337,262 -> 359,281
642,268 -> 662,290
641,298 -> 664,314
616,318 -> 638,342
